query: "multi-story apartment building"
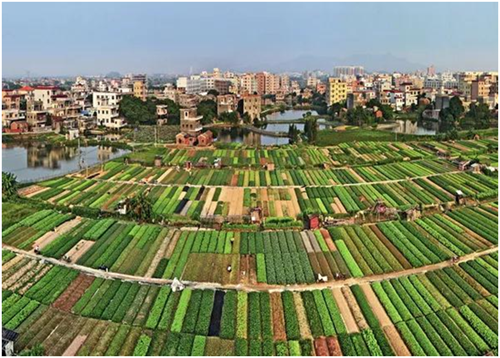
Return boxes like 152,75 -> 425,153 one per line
346,90 -> 377,109
25,99 -> 47,129
240,74 -> 258,94
92,92 -> 126,129
306,76 -> 320,88
33,86 -> 60,110
214,79 -> 232,95
217,94 -> 238,114
133,81 -> 147,101
325,78 -> 347,106
51,94 -> 82,124
239,94 -> 261,120
471,80 -> 491,101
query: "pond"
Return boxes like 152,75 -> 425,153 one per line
2,143 -> 129,183
216,128 -> 290,146
216,110 -> 328,146
378,120 -> 438,136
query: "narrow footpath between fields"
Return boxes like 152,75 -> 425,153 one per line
3,244 -> 497,293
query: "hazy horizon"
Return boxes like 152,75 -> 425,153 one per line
3,2 -> 498,77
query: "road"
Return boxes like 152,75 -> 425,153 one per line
3,244 -> 497,293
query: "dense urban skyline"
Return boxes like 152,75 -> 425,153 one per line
3,2 -> 498,77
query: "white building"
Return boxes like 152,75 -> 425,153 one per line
92,92 -> 126,129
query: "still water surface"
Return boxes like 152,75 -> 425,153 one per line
2,143 -> 128,182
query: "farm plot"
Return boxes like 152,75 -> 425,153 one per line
9,272 -> 400,357
161,147 -> 333,169
5,248 -> 499,356
2,209 -> 74,250
327,141 -> 433,166
372,254 -> 498,356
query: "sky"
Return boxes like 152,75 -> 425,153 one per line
2,2 -> 498,77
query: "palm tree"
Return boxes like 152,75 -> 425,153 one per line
2,172 -> 18,198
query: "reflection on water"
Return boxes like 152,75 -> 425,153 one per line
265,109 -> 318,121
216,128 -> 290,146
380,120 -> 438,135
216,110 -> 328,146
2,143 -> 129,182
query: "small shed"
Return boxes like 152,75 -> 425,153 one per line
265,163 -> 275,171
154,155 -> 163,168
250,207 -> 262,224
455,190 -> 464,205
306,214 -> 321,230
2,328 -> 18,356
458,160 -> 471,171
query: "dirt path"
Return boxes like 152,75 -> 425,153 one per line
3,244 -> 497,293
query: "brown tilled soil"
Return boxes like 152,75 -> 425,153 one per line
359,283 -> 392,327
34,217 -> 82,250
66,240 -> 95,262
18,265 -> 52,295
314,337 -> 329,356
271,292 -> 287,341
370,225 -> 412,269
326,336 -> 342,356
248,255 -> 257,284
342,286 -> 369,331
53,273 -> 95,312
293,292 -> 312,339
320,229 -> 337,251
239,255 -> 249,285
230,174 -> 238,186
331,288 -> 359,333
20,185 -> 50,198
62,335 -> 88,356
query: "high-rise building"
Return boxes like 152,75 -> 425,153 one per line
426,65 -> 436,77
326,78 -> 347,105
334,66 -> 364,77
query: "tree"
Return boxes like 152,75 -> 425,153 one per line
119,96 -> 180,125
328,102 -> 344,118
207,89 -> 219,96
449,96 -> 464,119
219,111 -> 239,125
288,124 -> 300,143
2,172 -> 18,198
118,96 -> 156,125
438,109 -> 456,132
303,117 -> 318,144
197,99 -> 217,125
464,102 -> 492,129
126,192 -> 153,221
366,99 -> 393,120
346,106 -> 374,126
